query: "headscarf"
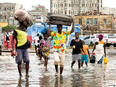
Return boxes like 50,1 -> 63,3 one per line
14,9 -> 31,24
98,34 -> 103,40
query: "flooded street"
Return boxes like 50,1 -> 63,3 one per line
0,49 -> 116,87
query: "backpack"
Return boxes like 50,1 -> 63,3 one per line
6,35 -> 9,40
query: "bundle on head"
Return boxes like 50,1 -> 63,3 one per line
14,9 -> 31,24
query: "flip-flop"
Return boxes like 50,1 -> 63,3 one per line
55,73 -> 58,76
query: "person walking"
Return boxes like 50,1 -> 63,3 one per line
81,41 -> 90,67
92,34 -> 106,64
70,32 -> 86,69
5,32 -> 10,50
34,33 -> 39,54
11,9 -> 31,77
36,36 -> 43,60
41,33 -> 51,69
47,18 -> 74,76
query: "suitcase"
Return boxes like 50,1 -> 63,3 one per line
47,13 -> 72,26
49,20 -> 71,26
90,55 -> 96,63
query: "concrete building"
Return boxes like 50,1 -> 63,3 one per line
50,0 -> 102,16
28,4 -> 48,23
102,7 -> 116,29
102,7 -> 116,17
74,10 -> 114,34
0,3 -> 19,22
0,2 -> 23,27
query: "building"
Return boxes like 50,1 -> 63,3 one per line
102,7 -> 116,17
50,0 -> 102,16
0,22 -> 8,27
74,10 -> 114,34
28,4 -> 48,23
0,3 -> 19,22
102,7 -> 116,29
0,2 -> 24,27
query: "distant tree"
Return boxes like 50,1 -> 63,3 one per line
28,21 -> 34,27
2,25 -> 16,32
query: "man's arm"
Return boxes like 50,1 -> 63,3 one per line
47,22 -> 51,36
104,43 -> 106,57
87,49 -> 90,59
81,48 -> 86,56
11,31 -> 16,50
71,18 -> 74,33
92,44 -> 96,53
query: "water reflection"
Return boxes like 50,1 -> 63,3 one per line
18,77 -> 29,87
1,53 -> 116,86
55,75 -> 64,87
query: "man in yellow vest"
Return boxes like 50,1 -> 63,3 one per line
11,9 -> 31,77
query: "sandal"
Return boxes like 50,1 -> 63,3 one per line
55,73 -> 58,76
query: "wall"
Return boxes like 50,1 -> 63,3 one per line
0,22 -> 8,27
74,15 -> 114,29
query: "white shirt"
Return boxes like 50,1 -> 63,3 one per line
34,36 -> 39,46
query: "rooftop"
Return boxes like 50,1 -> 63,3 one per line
75,10 -> 108,16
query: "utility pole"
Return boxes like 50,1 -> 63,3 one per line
91,0 -> 94,35
79,0 -> 81,14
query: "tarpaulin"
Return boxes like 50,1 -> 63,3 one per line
4,35 -> 32,48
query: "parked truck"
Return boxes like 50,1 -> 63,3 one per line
106,34 -> 116,47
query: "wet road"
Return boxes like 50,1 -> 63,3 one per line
0,49 -> 116,87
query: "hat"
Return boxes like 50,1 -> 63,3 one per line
14,9 -> 31,24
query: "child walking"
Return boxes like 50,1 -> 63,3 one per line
37,36 -> 43,60
41,33 -> 51,69
81,41 -> 90,67
92,34 -> 106,64
70,32 -> 86,69
47,18 -> 74,76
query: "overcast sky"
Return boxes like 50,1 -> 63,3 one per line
0,0 -> 116,12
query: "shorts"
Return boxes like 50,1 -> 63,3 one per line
54,52 -> 65,67
16,49 -> 30,65
81,55 -> 88,63
72,53 -> 81,61
98,56 -> 103,64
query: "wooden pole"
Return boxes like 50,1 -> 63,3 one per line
92,3 -> 94,35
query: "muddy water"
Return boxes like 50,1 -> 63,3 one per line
0,51 -> 116,87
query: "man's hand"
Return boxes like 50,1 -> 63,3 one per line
84,54 -> 86,57
72,45 -> 75,49
47,21 -> 50,25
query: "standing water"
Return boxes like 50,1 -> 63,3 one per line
0,49 -> 116,87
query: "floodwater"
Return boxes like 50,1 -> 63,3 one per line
0,49 -> 116,87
